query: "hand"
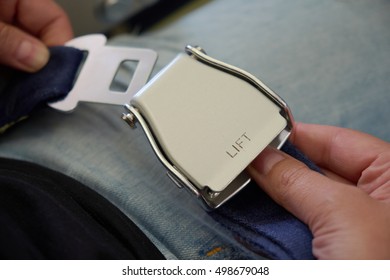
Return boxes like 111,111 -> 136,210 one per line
248,122 -> 390,259
0,0 -> 73,72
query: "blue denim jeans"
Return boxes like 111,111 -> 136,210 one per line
0,0 -> 389,259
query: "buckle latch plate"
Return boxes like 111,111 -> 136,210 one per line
49,34 -> 157,111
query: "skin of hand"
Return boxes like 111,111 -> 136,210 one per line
248,122 -> 390,259
0,0 -> 73,72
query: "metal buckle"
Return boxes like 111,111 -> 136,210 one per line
49,34 -> 157,111
123,45 -> 293,209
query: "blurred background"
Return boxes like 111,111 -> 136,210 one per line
54,0 -> 390,142
55,0 -> 207,36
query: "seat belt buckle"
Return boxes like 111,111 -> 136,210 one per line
123,45 -> 294,209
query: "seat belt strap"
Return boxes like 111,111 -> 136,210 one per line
0,46 -> 84,132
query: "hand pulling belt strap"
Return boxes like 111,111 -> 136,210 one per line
0,47 -> 84,132
0,35 -> 322,259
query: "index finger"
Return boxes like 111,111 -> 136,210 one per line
290,123 -> 390,184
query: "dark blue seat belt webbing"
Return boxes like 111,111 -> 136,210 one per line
0,46 -> 84,130
0,46 -> 319,259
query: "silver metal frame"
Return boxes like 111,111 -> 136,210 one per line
123,45 -> 294,209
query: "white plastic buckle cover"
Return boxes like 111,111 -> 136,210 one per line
124,46 -> 293,209
49,34 -> 157,111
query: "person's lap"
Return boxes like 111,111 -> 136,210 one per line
0,0 -> 389,259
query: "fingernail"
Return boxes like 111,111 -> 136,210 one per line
251,147 -> 286,174
16,40 -> 49,72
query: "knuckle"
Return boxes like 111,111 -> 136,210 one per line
0,22 -> 10,40
279,164 -> 309,189
276,164 -> 311,201
0,23 -> 12,53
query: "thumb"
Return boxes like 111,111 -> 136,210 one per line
248,147 -> 344,228
0,22 -> 50,72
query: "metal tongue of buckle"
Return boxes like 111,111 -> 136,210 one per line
48,34 -> 157,111
123,45 -> 294,209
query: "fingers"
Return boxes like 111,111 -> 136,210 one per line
249,123 -> 390,235
14,0 -> 73,46
248,147 -> 348,228
0,22 -> 49,72
0,0 -> 73,72
249,143 -> 390,259
290,123 -> 390,184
